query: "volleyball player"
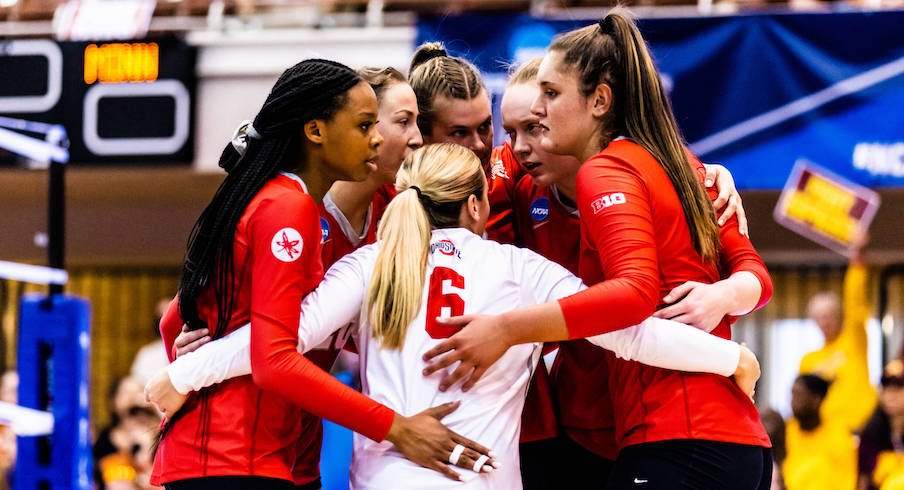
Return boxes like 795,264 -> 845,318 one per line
423,10 -> 775,489
407,42 -> 523,244
148,143 -> 759,489
151,60 -> 491,489
498,57 -> 754,488
299,66 -> 424,490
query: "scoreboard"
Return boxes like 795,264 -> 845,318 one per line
0,37 -> 195,164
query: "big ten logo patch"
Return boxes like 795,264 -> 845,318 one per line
530,197 -> 549,222
590,192 -> 626,214
320,217 -> 331,244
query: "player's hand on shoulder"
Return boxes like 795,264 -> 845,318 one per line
704,163 -> 748,238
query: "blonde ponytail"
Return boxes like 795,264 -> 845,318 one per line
366,143 -> 484,349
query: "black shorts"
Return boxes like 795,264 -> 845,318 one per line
165,476 -> 296,490
607,439 -> 772,490
521,435 -> 613,489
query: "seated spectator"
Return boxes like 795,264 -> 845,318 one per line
98,405 -> 161,489
94,376 -> 147,489
0,370 -> 15,490
0,371 -> 17,404
859,360 -> 904,490
783,374 -> 857,490
761,407 -> 787,490
800,232 -> 876,434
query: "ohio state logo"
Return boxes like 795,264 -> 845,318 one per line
429,239 -> 461,258
490,160 -> 510,180
271,227 -> 303,262
435,239 -> 455,255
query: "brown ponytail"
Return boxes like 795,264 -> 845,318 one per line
550,8 -> 719,262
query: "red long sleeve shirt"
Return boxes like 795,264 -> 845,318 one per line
291,195 -> 380,486
559,140 -> 772,450
152,174 -> 394,485
512,172 -> 618,457
485,142 -> 524,244
372,183 -> 397,223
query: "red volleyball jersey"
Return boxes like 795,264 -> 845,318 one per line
485,142 -> 523,244
558,140 -> 773,451
152,174 -> 394,485
488,146 -> 556,444
292,193 -> 379,486
372,183 -> 396,223
512,174 -> 617,457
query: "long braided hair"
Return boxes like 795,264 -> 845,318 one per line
162,59 -> 362,454
179,59 -> 362,339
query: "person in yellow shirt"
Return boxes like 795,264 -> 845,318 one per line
784,374 -> 858,490
799,235 -> 877,433
858,360 -> 904,490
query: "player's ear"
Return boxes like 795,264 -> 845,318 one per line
304,120 -> 324,144
467,194 -> 480,221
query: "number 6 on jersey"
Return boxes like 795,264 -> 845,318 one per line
425,267 -> 466,339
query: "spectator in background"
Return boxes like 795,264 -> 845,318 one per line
761,408 -> 787,490
0,371 -> 17,405
94,376 -> 147,490
97,405 -> 161,490
858,360 -> 904,490
0,370 -> 16,490
783,374 -> 857,490
799,231 -> 876,433
129,299 -> 170,384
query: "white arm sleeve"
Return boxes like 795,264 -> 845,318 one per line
517,248 -> 740,377
585,318 -> 740,377
296,250 -> 368,353
166,248 -> 371,394
167,326 -> 252,395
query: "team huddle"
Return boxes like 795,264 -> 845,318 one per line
144,8 -> 775,490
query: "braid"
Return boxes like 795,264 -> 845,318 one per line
178,59 -> 362,337
408,42 -> 485,137
164,59 -> 363,450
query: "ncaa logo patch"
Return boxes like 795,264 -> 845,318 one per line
271,227 -> 303,262
320,217 -> 331,243
530,197 -> 549,223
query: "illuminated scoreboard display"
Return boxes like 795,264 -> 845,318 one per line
0,37 -> 195,164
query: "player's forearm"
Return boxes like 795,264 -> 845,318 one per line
720,271 -> 764,316
499,302 -> 570,346
586,318 -> 740,376
168,325 -> 252,394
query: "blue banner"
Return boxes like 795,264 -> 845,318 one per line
418,11 -> 904,189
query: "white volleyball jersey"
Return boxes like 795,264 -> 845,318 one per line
167,227 -> 742,490
347,228 -> 579,489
